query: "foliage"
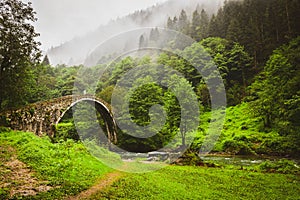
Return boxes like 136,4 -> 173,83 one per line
249,37 -> 300,154
171,149 -> 203,166
99,59 -> 200,152
54,100 -> 110,147
222,139 -> 255,155
259,159 -> 300,174
114,73 -> 196,152
200,37 -> 253,105
54,122 -> 79,142
0,0 -> 41,110
1,0 -> 300,161
191,103 -> 299,156
168,0 -> 300,68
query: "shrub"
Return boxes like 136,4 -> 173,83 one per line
222,139 -> 255,155
172,149 -> 203,166
0,126 -> 11,133
0,188 -> 9,199
258,137 -> 298,156
259,159 -> 300,174
54,122 -> 79,142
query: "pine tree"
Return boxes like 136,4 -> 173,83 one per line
190,9 -> 201,41
139,35 -> 147,49
167,17 -> 173,29
149,28 -> 159,41
178,9 -> 189,34
226,18 -> 242,42
199,9 -> 209,40
42,55 -> 50,65
172,16 -> 178,30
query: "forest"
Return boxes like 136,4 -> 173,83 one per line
2,0 -> 299,156
0,0 -> 300,199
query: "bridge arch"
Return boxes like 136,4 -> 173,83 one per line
1,95 -> 117,144
56,97 -> 117,143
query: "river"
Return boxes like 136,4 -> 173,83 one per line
119,152 -> 300,166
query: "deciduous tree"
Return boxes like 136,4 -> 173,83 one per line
0,0 -> 41,110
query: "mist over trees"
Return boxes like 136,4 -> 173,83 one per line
47,0 -> 224,66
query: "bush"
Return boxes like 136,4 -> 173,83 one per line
258,137 -> 299,156
0,126 -> 11,133
259,159 -> 300,174
54,122 -> 79,142
222,139 -> 255,155
172,149 -> 203,166
0,188 -> 9,199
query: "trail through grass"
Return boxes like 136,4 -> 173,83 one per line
0,130 -> 114,199
66,170 -> 123,200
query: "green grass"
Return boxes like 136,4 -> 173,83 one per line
0,130 -> 114,199
1,129 -> 299,199
193,103 -> 294,156
92,165 -> 300,200
0,101 -> 299,199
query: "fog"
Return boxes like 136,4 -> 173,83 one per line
30,0 -> 167,51
38,0 -> 224,66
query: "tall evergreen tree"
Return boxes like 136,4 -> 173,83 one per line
172,16 -> 178,30
138,35 -> 147,49
178,9 -> 189,34
149,27 -> 159,41
42,55 -> 50,65
199,9 -> 209,40
167,17 -> 173,29
226,18 -> 242,42
190,9 -> 201,41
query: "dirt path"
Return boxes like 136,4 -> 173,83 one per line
0,146 -> 52,198
65,170 -> 124,200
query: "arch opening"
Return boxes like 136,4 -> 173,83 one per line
54,98 -> 117,145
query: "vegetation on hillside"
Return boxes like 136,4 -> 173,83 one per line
0,129 -> 114,199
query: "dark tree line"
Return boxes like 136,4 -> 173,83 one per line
168,0 -> 300,68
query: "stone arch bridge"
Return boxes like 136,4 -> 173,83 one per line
1,95 -> 117,143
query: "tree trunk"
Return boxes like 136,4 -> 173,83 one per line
285,0 -> 292,38
242,68 -> 247,97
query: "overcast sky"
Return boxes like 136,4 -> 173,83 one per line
29,0 -> 168,51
